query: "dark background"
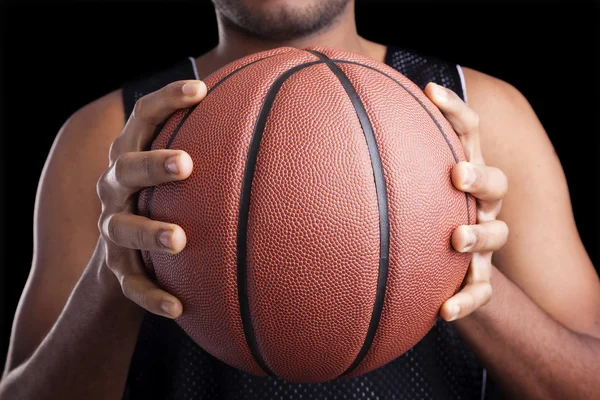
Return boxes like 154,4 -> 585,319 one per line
0,0 -> 598,369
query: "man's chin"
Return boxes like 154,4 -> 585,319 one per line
213,0 -> 351,41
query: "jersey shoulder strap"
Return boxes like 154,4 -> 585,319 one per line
121,57 -> 198,121
385,45 -> 468,103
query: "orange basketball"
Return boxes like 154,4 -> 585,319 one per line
138,46 -> 475,383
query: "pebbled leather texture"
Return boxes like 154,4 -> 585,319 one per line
138,46 -> 476,383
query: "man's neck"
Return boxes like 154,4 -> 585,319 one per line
194,4 -> 386,79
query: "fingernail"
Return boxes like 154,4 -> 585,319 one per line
462,229 -> 477,252
182,81 -> 201,96
159,230 -> 172,248
463,164 -> 478,187
165,156 -> 179,174
449,304 -> 460,321
161,301 -> 175,317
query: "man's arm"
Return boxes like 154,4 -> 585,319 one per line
0,244 -> 146,399
3,90 -> 124,373
454,68 -> 600,399
1,79 -> 205,399
0,90 -> 147,398
456,265 -> 599,399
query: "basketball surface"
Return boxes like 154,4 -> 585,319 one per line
138,46 -> 476,383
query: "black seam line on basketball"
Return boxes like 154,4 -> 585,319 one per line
309,50 -> 390,378
304,49 -> 328,60
164,55 -> 278,150
145,108 -> 193,220
144,56 -> 279,274
330,59 -> 472,225
238,59 -> 326,378
305,49 -> 326,58
145,54 -> 278,220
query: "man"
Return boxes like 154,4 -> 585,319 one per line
1,0 -> 598,399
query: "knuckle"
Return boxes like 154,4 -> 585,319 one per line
119,274 -> 132,298
105,214 -> 119,243
113,155 -> 128,186
462,109 -> 480,133
473,227 -> 486,249
481,283 -> 493,304
447,88 -> 463,105
96,172 -> 109,200
135,226 -> 147,249
131,96 -> 147,122
470,165 -> 485,189
133,94 -> 161,126
168,81 -> 184,97
498,220 -> 510,241
97,211 -> 109,235
141,153 -> 153,179
108,139 -> 121,164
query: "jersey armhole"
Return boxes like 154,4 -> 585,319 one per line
188,56 -> 200,80
121,57 -> 199,122
456,64 -> 468,104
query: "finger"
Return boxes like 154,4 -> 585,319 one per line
102,213 -> 187,253
120,273 -> 183,318
106,150 -> 193,193
129,79 -> 206,129
464,252 -> 493,283
452,220 -> 509,253
424,82 -> 483,164
452,161 -> 508,201
112,80 -> 207,160
425,82 -> 479,138
440,281 -> 492,321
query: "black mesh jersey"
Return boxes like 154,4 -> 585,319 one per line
121,45 -> 487,400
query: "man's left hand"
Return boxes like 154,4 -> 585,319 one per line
424,82 -> 509,322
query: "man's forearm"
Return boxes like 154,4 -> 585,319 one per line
0,247 -> 145,400
453,266 -> 600,399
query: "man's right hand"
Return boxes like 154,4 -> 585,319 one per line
96,79 -> 207,318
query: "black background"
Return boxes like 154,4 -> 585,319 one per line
0,0 -> 598,369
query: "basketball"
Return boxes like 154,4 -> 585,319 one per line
137,46 -> 476,383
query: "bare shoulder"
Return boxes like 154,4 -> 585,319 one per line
458,66 -> 560,183
460,67 -> 600,336
54,89 -> 125,159
43,89 -> 125,201
461,66 -> 522,98
460,66 -> 539,131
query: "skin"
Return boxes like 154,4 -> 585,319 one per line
1,0 -> 599,398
